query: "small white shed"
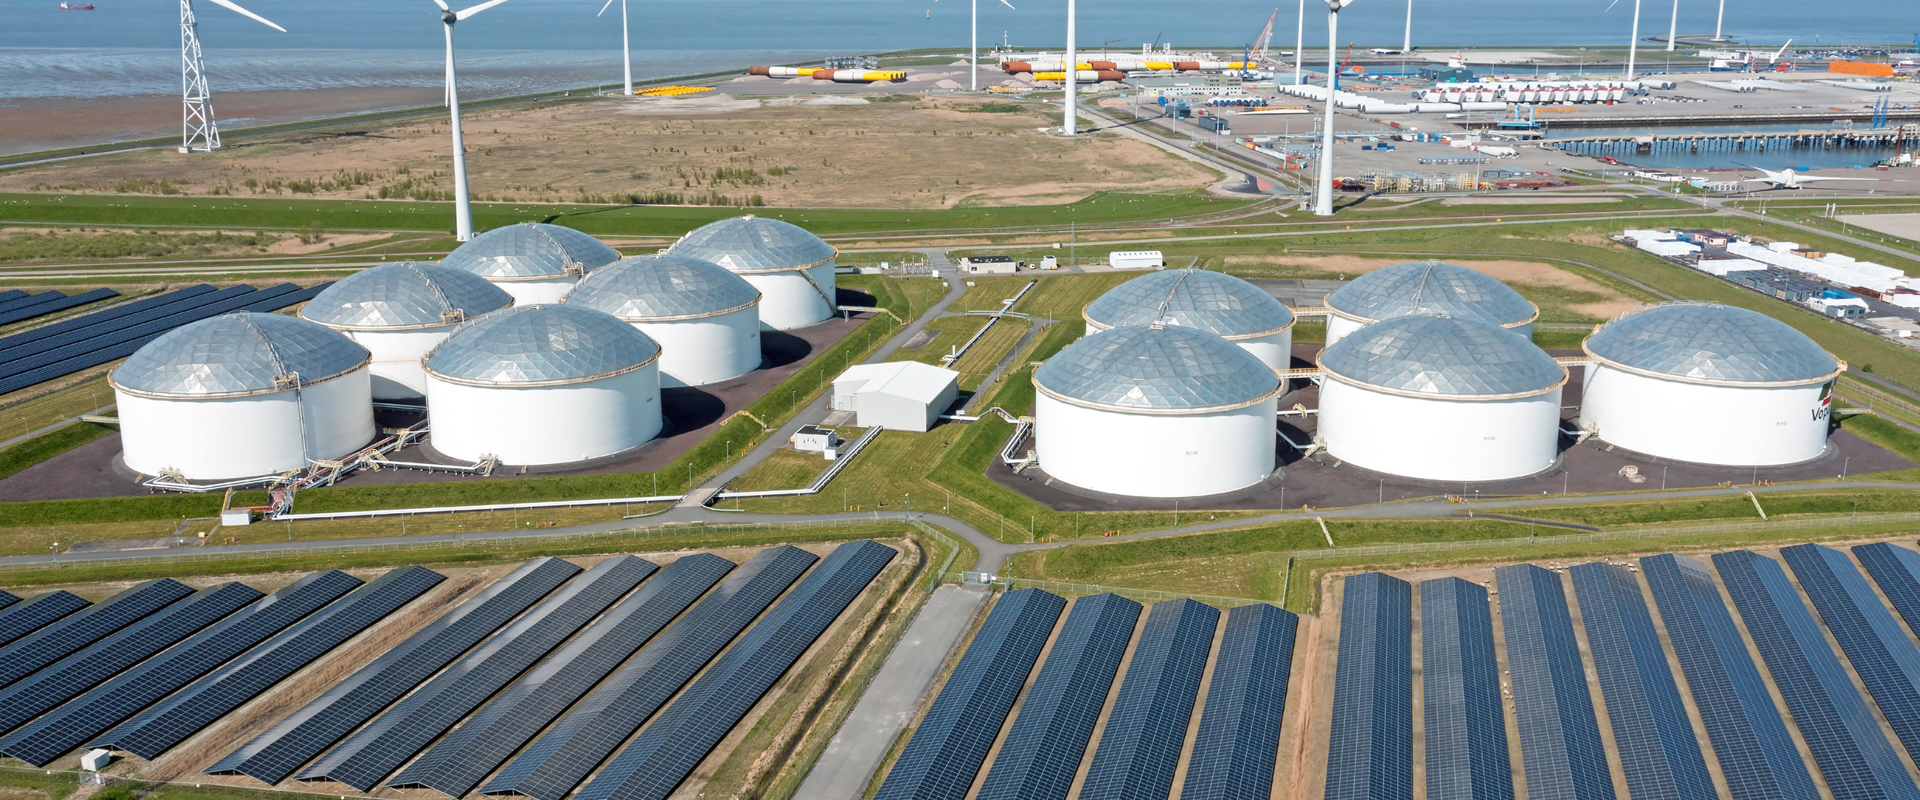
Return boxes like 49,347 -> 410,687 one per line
1108,250 -> 1165,270
791,425 -> 841,452
831,361 -> 961,432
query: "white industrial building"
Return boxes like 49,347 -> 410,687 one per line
832,361 -> 960,432
1083,268 -> 1296,371
1579,303 -> 1842,466
1108,251 -> 1165,270
113,313 -> 375,481
563,253 -> 763,387
299,261 -> 513,400
958,256 -> 1018,275
440,223 -> 621,304
1315,314 -> 1566,482
1323,260 -> 1538,344
423,305 -> 662,466
669,216 -> 837,330
1033,325 -> 1283,497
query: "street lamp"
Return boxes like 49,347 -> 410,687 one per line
1313,0 -> 1357,217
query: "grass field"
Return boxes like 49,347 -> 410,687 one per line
0,422 -> 112,483
728,446 -> 833,493
1511,488 -> 1920,528
0,767 -> 78,800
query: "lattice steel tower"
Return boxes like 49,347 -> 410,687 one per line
180,0 -> 220,152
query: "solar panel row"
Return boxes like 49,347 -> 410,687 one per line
482,546 -> 819,800
1419,578 -> 1511,800
1080,599 -> 1217,800
1323,572 -> 1412,800
0,590 -> 15,610
391,554 -> 734,798
0,591 -> 89,649
96,566 -> 444,760
1180,603 -> 1299,800
572,540 -> 896,800
0,289 -> 117,328
874,589 -> 1066,800
0,286 -> 263,383
1855,543 -> 1920,640
1567,563 -> 1713,800
0,291 -> 28,307
0,291 -> 60,314
973,593 -> 1138,800
300,557 -> 644,790
208,557 -> 578,784
1495,564 -> 1610,800
0,571 -> 361,766
1781,543 -> 1920,766
0,285 -> 217,362
1713,550 -> 1920,800
0,579 -> 195,690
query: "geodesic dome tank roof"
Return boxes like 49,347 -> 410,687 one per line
1318,313 -> 1564,398
668,215 -> 836,273
1034,325 -> 1281,412
424,304 -> 660,386
301,261 -> 513,329
114,312 -> 370,398
1584,302 -> 1839,385
1325,260 -> 1537,327
563,253 -> 761,320
1084,268 -> 1295,337
441,223 -> 620,280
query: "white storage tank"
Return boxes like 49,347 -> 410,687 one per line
299,261 -> 513,400
113,312 -> 375,481
668,215 -> 837,330
563,253 -> 762,387
1033,325 -> 1283,498
1082,268 -> 1297,371
424,305 -> 662,466
1323,260 -> 1538,344
440,223 -> 621,304
1579,303 -> 1842,466
1316,314 -> 1566,481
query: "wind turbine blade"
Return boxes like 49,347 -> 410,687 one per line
999,0 -> 1015,9
455,0 -> 509,20
597,0 -> 615,16
432,0 -> 451,11
1602,0 -> 1620,12
204,0 -> 286,32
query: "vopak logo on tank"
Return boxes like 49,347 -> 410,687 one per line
1812,379 -> 1836,422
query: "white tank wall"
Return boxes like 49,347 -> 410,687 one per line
747,263 -> 836,330
427,365 -> 661,465
1318,379 -> 1562,481
343,327 -> 455,400
1087,322 -> 1292,372
117,368 -> 375,480
1035,393 -> 1278,497
1579,365 -> 1831,466
631,305 -> 761,387
490,277 -> 579,306
1327,314 -> 1531,345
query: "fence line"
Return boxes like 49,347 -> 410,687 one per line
1288,510 -> 1920,562
942,573 -> 1263,608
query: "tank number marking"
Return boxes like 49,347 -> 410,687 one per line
1186,451 -> 1199,456
1484,436 -> 1496,440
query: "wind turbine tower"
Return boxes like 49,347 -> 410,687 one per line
1063,0 -> 1076,134
1315,0 -> 1355,216
179,0 -> 285,153
1625,0 -> 1641,78
1666,0 -> 1678,50
595,0 -> 631,95
1402,0 -> 1411,53
434,0 -> 513,241
1293,0 -> 1304,84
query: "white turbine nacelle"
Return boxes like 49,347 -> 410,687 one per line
1740,165 -> 1876,190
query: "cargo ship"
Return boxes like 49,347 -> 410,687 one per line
59,3 -> 96,9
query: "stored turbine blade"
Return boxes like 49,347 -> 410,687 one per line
205,0 -> 286,32
596,0 -> 615,16
456,0 -> 510,20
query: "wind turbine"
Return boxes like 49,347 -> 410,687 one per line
433,0 -> 512,242
1713,0 -> 1724,41
935,0 -> 1015,91
1624,0 -> 1641,79
595,0 -> 631,95
1666,0 -> 1677,50
1063,0 -> 1077,134
1314,0 -> 1355,216
1293,0 -> 1304,85
179,0 -> 286,153
1402,0 -> 1411,54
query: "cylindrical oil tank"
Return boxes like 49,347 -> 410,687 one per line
300,261 -> 513,400
1034,326 -> 1282,498
668,215 -> 837,330
1579,303 -> 1843,466
1317,314 -> 1566,481
564,253 -> 762,387
440,222 -> 620,305
1083,268 -> 1297,371
424,305 -> 662,466
1323,259 -> 1538,344
113,312 -> 374,480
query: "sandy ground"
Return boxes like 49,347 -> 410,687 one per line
1838,213 -> 1920,241
0,88 -> 445,157
0,94 -> 1216,209
1227,255 -> 1640,319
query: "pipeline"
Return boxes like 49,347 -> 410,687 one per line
714,426 -> 883,499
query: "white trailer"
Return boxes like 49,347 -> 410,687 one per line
1108,250 -> 1165,270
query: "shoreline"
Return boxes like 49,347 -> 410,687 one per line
0,87 -> 446,156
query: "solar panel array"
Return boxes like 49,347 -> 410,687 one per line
1419,578 -> 1511,800
0,571 -> 360,766
0,591 -> 89,648
483,546 -> 819,800
208,557 -> 577,784
1179,603 -> 1300,800
877,589 -> 1066,800
0,286 -> 217,360
0,590 -> 14,610
1081,599 -> 1218,800
973,593 -> 1139,800
571,540 -> 896,800
0,288 -> 117,328
1324,572 -> 1412,800
1495,564 -> 1611,800
300,557 -> 641,790
1782,544 -> 1920,765
1567,563 -> 1713,800
1713,550 -> 1920,800
0,291 -> 27,307
392,554 -> 734,798
1857,541 -> 1920,645
0,579 -> 195,690
96,566 -> 444,760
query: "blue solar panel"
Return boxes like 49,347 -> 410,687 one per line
0,289 -> 117,328
95,567 -> 443,761
0,284 -> 259,381
208,558 -> 577,784
0,591 -> 15,610
0,292 -> 58,314
876,589 -> 1068,800
1419,578 -> 1511,800
481,546 -> 818,800
1567,563 -> 1712,800
1714,550 -> 1920,800
973,593 -> 1139,800
1180,604 -> 1299,800
1782,543 -> 1920,767
571,540 -> 896,800
1323,572 -> 1411,800
0,591 -> 89,649
1495,564 -> 1611,800
0,285 -> 217,363
0,291 -> 29,307
0,579 -> 195,691
1081,599 -> 1217,800
1855,543 -> 1920,656
0,571 -> 359,766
